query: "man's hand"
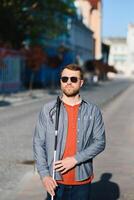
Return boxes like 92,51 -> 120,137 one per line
42,176 -> 58,197
54,157 -> 77,174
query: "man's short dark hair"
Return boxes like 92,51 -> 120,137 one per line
60,64 -> 84,80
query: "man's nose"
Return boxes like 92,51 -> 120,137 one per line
66,78 -> 72,84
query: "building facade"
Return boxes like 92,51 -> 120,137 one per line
46,17 -> 95,65
127,24 -> 134,74
104,24 -> 134,75
75,0 -> 102,59
104,37 -> 128,74
69,19 -> 94,62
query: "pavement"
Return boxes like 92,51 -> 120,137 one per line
0,76 -> 133,109
10,171 -> 46,200
0,88 -> 58,108
1,75 -> 134,200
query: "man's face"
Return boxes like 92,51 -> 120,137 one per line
60,69 -> 84,97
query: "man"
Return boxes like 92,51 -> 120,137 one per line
33,64 -> 106,200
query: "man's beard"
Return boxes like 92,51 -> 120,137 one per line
62,87 -> 80,97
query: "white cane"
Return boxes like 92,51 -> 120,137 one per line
51,96 -> 61,200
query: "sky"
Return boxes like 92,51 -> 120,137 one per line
103,0 -> 134,38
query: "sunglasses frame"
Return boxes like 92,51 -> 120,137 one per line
61,76 -> 81,83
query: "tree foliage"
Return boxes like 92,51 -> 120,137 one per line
0,0 -> 76,48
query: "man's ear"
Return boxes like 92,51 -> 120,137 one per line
80,80 -> 84,87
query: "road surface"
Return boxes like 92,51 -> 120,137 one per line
0,77 -> 133,200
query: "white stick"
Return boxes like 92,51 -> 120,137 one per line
52,150 -> 57,180
51,150 -> 56,200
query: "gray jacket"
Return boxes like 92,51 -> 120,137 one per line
33,98 -> 106,181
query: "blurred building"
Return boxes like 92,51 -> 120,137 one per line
104,37 -> 128,74
104,24 -> 134,75
127,24 -> 134,75
0,48 -> 22,93
75,0 -> 102,59
21,1 -> 104,88
69,19 -> 94,62
43,17 -> 95,66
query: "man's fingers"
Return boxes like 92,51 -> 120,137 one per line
49,184 -> 55,196
54,163 -> 63,170
55,160 -> 62,165
47,180 -> 57,196
50,179 -> 57,189
53,179 -> 58,187
55,166 -> 65,172
61,168 -> 68,174
42,176 -> 57,196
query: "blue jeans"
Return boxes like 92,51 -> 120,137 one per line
46,183 -> 91,200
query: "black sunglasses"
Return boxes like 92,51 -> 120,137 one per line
61,76 -> 80,83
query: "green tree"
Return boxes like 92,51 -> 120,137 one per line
0,0 -> 76,48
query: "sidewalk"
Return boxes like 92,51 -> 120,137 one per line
0,88 -> 59,108
0,76 -> 133,109
12,172 -> 46,200
3,77 -> 134,200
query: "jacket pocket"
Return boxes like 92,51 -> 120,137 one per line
76,160 -> 93,181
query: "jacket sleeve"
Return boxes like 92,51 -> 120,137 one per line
75,107 -> 106,164
33,107 -> 50,179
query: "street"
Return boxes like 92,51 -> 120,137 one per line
0,77 -> 134,200
91,83 -> 134,200
1,1 -> 134,200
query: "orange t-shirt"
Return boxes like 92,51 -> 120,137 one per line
57,103 -> 93,185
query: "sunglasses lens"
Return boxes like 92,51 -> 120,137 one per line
70,77 -> 78,83
61,76 -> 79,83
61,77 -> 68,83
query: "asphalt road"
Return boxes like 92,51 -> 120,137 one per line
0,77 -> 133,200
91,84 -> 134,200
